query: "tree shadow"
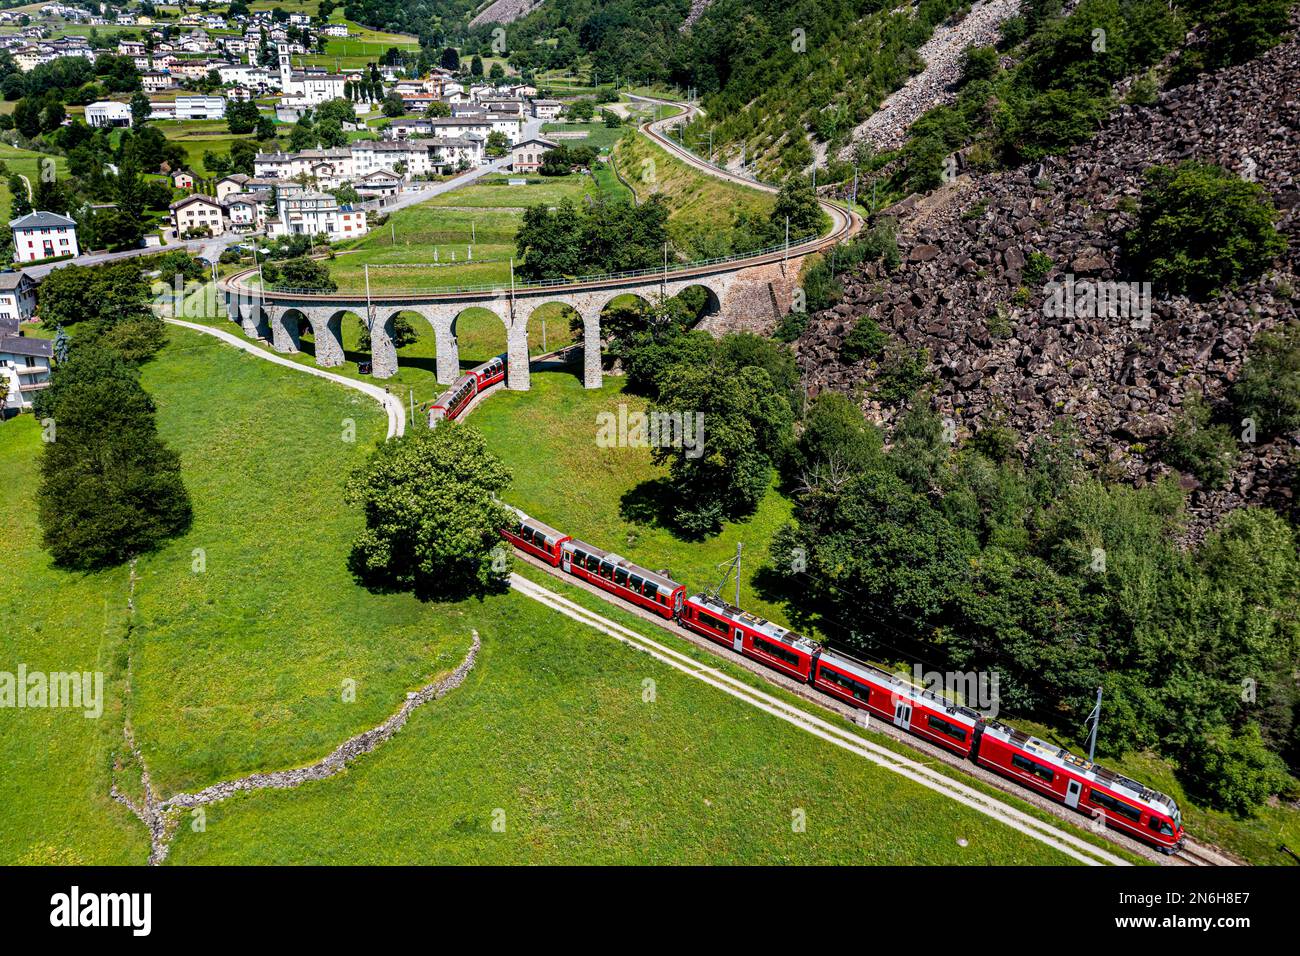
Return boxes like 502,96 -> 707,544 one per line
618,477 -> 676,530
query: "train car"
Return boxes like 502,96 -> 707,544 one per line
472,353 -> 507,390
975,720 -> 1184,851
500,510 -> 571,567
680,593 -> 819,681
428,374 -> 477,426
560,539 -> 684,619
812,651 -> 980,757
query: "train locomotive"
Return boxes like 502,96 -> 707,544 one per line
501,508 -> 1186,853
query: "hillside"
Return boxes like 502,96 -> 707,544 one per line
796,29 -> 1300,532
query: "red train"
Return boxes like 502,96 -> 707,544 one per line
501,507 -> 1186,853
428,354 -> 508,426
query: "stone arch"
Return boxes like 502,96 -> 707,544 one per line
672,282 -> 723,325
344,307 -> 398,379
268,306 -> 305,354
525,300 -> 593,387
449,304 -> 525,390
293,308 -> 345,368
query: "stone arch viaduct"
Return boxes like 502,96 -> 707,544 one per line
215,100 -> 859,393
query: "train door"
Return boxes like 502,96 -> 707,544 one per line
1065,779 -> 1082,809
561,550 -> 571,573
893,702 -> 912,730
732,627 -> 744,653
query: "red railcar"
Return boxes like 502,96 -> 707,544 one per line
560,539 -> 684,619
500,511 -> 570,567
680,593 -> 819,681
975,720 -> 1185,851
473,353 -> 507,390
428,374 -> 476,426
812,651 -> 980,757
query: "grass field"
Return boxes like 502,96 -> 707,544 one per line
470,370 -> 796,626
613,131 -> 774,252
155,120 -> 257,177
1,325 -> 1089,865
327,168 -> 630,294
0,143 -> 68,223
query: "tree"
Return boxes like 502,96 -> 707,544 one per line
226,99 -> 261,135
1125,161 -> 1287,297
489,62 -> 505,81
262,257 -> 337,291
651,356 -> 794,536
440,47 -> 460,71
7,174 -> 30,217
381,91 -> 405,117
35,343 -> 191,570
470,55 -> 483,77
485,129 -> 509,158
770,179 -> 825,243
1231,321 -> 1300,440
344,424 -> 513,599
130,90 -> 151,126
358,313 -> 417,350
1161,392 -> 1237,487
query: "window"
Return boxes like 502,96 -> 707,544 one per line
695,610 -> 728,634
818,666 -> 871,703
1011,753 -> 1055,784
1148,816 -> 1174,836
1090,790 -> 1141,822
753,636 -> 801,667
925,715 -> 967,742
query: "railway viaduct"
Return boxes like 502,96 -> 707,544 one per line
216,248 -> 825,391
215,96 -> 858,393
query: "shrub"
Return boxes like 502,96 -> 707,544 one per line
1162,393 -> 1238,487
1231,321 -> 1300,439
841,315 -> 888,362
1125,161 -> 1287,297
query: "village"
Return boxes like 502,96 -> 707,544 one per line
0,1 -> 595,412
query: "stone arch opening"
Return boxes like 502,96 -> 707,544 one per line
524,300 -> 584,384
450,306 -> 510,372
271,306 -> 307,354
673,284 -> 723,326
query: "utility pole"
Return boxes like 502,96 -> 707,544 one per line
509,256 -> 515,325
1086,686 -> 1103,761
851,166 -> 859,208
784,216 -> 789,262
734,541 -> 742,609
364,264 -> 373,336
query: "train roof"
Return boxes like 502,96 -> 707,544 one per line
564,539 -> 682,591
511,509 -> 568,542
687,593 -> 820,656
981,720 -> 1179,816
817,650 -> 982,725
431,374 -> 475,407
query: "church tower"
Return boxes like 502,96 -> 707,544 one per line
277,42 -> 293,93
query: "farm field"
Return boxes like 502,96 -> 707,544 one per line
0,143 -> 68,222
155,119 -> 257,176
327,168 -> 629,294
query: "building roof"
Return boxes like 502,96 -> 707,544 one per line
170,194 -> 221,210
9,211 -> 76,230
0,271 -> 34,291
0,333 -> 53,358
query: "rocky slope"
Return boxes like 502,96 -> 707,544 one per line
798,34 -> 1300,530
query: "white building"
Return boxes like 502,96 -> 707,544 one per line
173,95 -> 226,120
85,100 -> 133,127
0,327 -> 52,412
171,194 -> 225,238
276,43 -> 347,107
0,272 -> 37,323
10,211 -> 79,262
267,188 -> 367,241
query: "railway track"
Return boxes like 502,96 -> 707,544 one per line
509,547 -> 1243,867
511,571 -> 1130,866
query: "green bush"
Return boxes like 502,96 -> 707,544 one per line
1125,161 -> 1287,297
841,315 -> 888,362
1161,393 -> 1238,487
1231,321 -> 1300,439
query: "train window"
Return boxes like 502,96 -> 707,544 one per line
696,611 -> 728,633
753,637 -> 800,667
571,549 -> 587,566
818,667 -> 870,703
614,568 -> 629,586
925,715 -> 967,742
644,583 -> 659,600
1148,817 -> 1174,836
1011,754 -> 1055,784
1089,790 -> 1141,822
629,575 -> 643,593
